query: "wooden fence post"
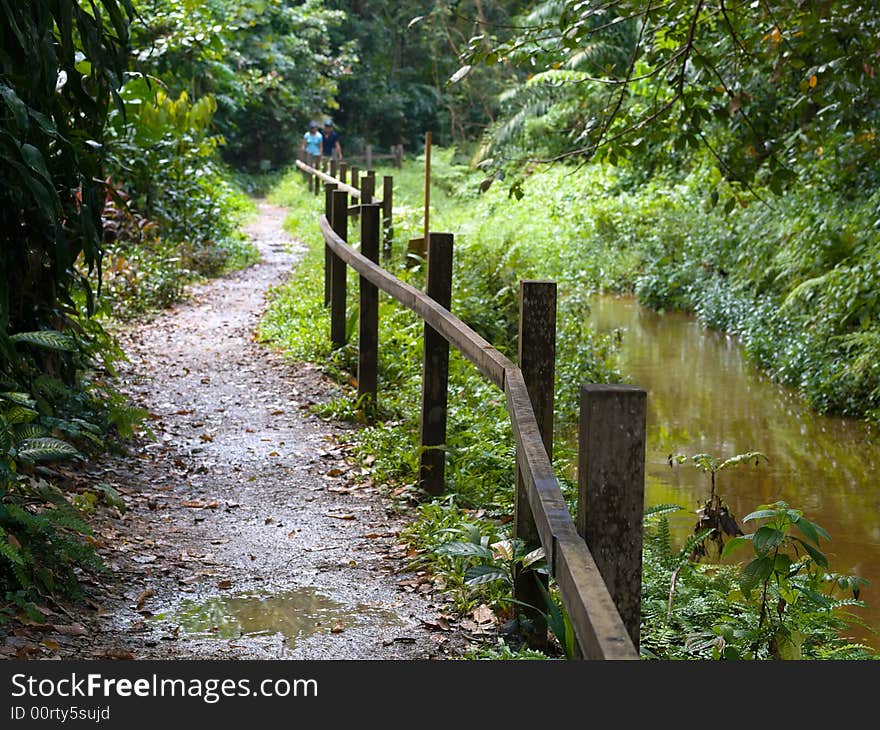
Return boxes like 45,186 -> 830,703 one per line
314,166 -> 320,196
324,182 -> 337,307
366,144 -> 373,170
418,233 -> 453,495
330,158 -> 338,180
515,280 -> 556,650
358,204 -> 381,418
382,175 -> 394,258
329,189 -> 349,348
360,171 -> 375,206
339,162 -> 348,185
577,384 -> 646,649
350,165 -> 360,192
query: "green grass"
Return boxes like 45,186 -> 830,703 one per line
258,152 -> 879,660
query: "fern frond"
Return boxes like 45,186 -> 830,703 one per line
644,503 -> 683,521
13,423 -> 47,442
0,540 -> 24,566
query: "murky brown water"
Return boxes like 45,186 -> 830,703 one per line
587,294 -> 880,643
163,587 -> 404,646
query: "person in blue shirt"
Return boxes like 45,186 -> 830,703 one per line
321,119 -> 343,163
301,121 -> 322,167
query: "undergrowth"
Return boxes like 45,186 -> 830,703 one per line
259,154 -> 878,660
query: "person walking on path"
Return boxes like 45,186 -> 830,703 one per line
321,119 -> 343,164
301,120 -> 322,168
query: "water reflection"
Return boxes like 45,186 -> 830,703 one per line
167,587 -> 403,645
588,294 -> 880,641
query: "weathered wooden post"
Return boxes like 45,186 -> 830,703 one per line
396,144 -> 404,168
514,280 -> 556,650
382,175 -> 394,258
418,233 -> 453,495
324,182 -> 337,307
330,158 -> 338,180
350,165 -> 360,193
366,144 -> 373,171
314,166 -> 320,196
339,162 -> 348,185
358,204 -> 381,418
577,384 -> 646,649
329,189 -> 349,348
360,171 -> 375,206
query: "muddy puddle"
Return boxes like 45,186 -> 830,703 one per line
154,587 -> 406,647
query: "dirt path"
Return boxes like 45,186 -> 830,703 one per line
3,201 -> 472,661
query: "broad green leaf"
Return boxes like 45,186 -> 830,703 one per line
718,451 -> 768,471
793,515 -> 831,545
9,331 -> 75,351
94,483 -> 126,514
752,526 -> 785,555
739,556 -> 774,596
434,541 -> 493,560
464,564 -> 509,586
0,392 -> 36,408
521,546 -> 546,569
791,537 -> 829,568
20,144 -> 53,186
720,534 -> 752,559
0,84 -> 28,132
743,508 -> 783,523
16,437 -> 81,463
3,406 -> 38,425
773,553 -> 793,575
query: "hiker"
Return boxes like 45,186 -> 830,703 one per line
321,119 -> 343,164
301,120 -> 322,168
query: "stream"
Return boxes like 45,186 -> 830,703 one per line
587,294 -> 880,643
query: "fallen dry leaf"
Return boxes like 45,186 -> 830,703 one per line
51,623 -> 88,636
135,588 -> 155,610
98,649 -> 135,660
287,530 -> 297,539
331,622 -> 345,634
473,604 -> 496,625
325,513 -> 356,520
218,579 -> 233,590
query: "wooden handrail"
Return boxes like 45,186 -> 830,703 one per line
297,159 -> 381,204
319,215 -> 511,388
317,212 -> 639,660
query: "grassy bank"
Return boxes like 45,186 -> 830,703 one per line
259,156 -> 877,659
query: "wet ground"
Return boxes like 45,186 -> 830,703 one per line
1,201 -> 478,660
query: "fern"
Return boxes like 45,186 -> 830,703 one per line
644,503 -> 683,522
0,534 -> 24,566
12,423 -> 47,441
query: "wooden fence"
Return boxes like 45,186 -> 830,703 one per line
295,158 -> 646,660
